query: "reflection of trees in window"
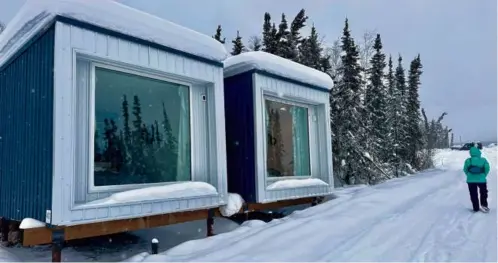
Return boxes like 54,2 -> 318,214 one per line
265,99 -> 311,178
92,68 -> 190,187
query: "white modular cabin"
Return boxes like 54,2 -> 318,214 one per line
222,51 -> 334,204
0,0 -> 228,227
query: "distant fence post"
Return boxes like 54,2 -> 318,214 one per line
151,238 -> 159,255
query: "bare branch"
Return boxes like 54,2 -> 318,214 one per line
247,35 -> 262,51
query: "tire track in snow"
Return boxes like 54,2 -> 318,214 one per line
327,171 -> 465,261
314,171 -> 460,261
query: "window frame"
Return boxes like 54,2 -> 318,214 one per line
87,61 -> 195,193
262,94 -> 316,182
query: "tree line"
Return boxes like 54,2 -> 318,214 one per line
213,11 -> 452,186
93,94 -> 186,186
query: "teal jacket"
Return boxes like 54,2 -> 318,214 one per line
463,147 -> 490,183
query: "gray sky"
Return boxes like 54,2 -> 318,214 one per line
0,0 -> 496,142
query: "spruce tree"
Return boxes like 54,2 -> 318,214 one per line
406,54 -> 423,167
262,13 -> 278,54
121,95 -> 131,145
298,25 -> 322,70
285,9 -> 308,62
365,34 -> 388,162
331,18 -> 368,185
212,25 -> 226,44
393,55 -> 408,164
131,95 -> 145,177
385,55 -> 397,165
276,13 -> 293,59
231,30 -> 245,56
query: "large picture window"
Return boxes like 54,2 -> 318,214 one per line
264,98 -> 311,177
92,66 -> 191,187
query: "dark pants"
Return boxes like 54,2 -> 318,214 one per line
468,182 -> 488,211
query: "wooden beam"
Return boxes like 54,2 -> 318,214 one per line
64,209 -> 209,241
247,197 -> 316,211
22,227 -> 53,246
22,209 -> 210,246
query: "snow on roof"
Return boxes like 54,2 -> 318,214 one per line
0,0 -> 227,68
223,51 -> 334,90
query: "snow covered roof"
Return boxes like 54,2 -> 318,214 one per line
223,51 -> 334,90
0,0 -> 228,68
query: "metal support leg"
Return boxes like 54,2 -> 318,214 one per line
206,209 -> 215,237
0,218 -> 8,243
51,230 -> 64,262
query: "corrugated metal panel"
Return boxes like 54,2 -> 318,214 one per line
0,26 -> 54,222
223,72 -> 258,203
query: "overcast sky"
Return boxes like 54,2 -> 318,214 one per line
0,0 -> 496,142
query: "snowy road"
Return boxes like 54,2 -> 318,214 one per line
130,147 -> 497,262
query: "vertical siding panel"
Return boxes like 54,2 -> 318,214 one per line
118,39 -> 131,63
128,42 -> 139,64
107,36 -> 118,58
0,26 -> 54,222
94,33 -> 107,57
138,45 -> 149,66
149,48 -> 159,69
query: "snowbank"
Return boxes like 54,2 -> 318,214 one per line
223,51 -> 334,90
219,193 -> 244,217
19,218 -> 45,229
0,0 -> 227,68
266,178 -> 328,190
82,182 -> 218,206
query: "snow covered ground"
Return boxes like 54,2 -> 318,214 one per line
1,147 -> 496,262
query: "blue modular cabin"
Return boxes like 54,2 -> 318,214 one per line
0,0 -> 229,227
223,51 -> 335,204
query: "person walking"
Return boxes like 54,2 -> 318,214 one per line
463,146 -> 491,212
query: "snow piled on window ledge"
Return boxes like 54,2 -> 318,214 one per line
80,182 -> 218,207
266,178 -> 329,190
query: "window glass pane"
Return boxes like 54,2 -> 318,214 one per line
265,99 -> 311,177
93,66 -> 191,186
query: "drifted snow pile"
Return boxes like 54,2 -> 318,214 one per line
218,193 -> 244,217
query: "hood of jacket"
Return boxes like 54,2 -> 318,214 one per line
469,146 -> 482,158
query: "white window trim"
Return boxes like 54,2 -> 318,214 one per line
261,93 -> 318,183
87,61 -> 196,193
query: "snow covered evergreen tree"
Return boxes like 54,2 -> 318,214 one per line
393,55 -> 409,165
262,13 -> 278,54
364,34 -> 388,162
231,31 -> 245,56
299,25 -> 322,70
275,13 -> 293,59
406,54 -> 424,168
331,18 -> 372,185
212,25 -> 226,44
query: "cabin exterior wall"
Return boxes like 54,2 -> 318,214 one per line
0,25 -> 55,222
50,21 -> 227,226
252,73 -> 334,203
223,72 -> 258,203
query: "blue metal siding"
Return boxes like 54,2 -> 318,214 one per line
0,26 -> 54,222
223,72 -> 257,203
